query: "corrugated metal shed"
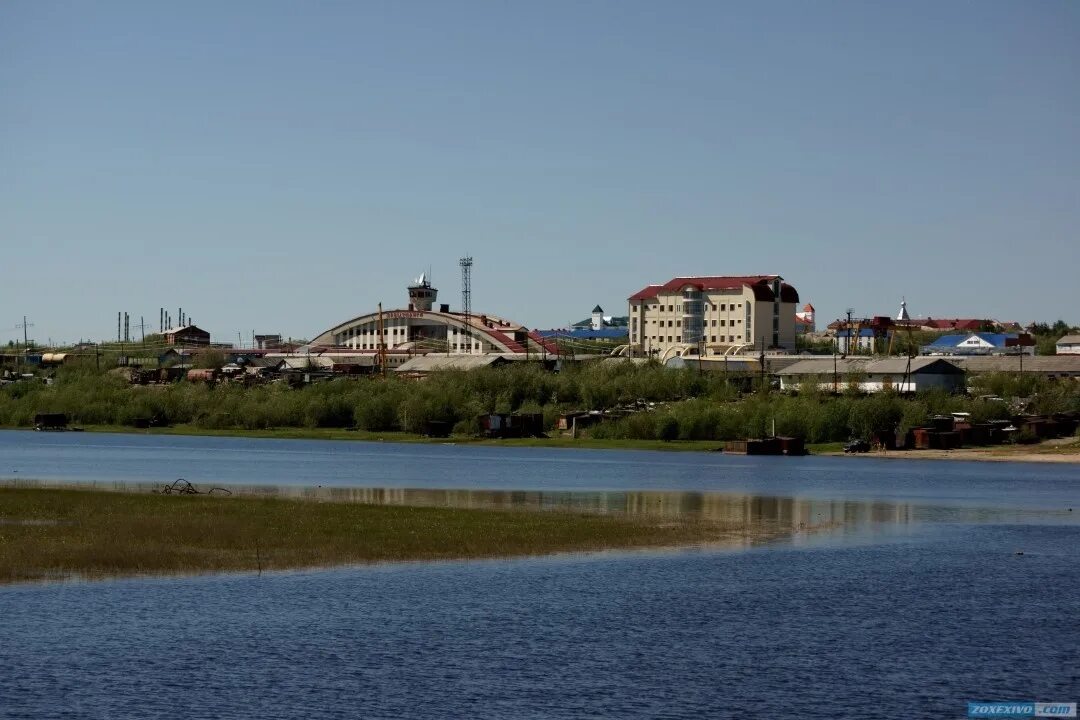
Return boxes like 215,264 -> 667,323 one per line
775,358 -> 872,376
395,355 -> 518,373
664,356 -> 761,373
778,357 -> 962,376
948,356 -> 1080,375
863,358 -> 964,375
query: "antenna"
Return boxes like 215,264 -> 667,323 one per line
459,256 -> 473,355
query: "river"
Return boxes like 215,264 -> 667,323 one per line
1,430 -> 1077,719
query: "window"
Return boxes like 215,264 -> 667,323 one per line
720,320 -> 726,327
667,320 -> 673,327
711,336 -> 717,343
676,320 -> 681,327
667,336 -> 673,342
721,303 -> 726,311
729,335 -> 734,342
668,305 -> 673,312
711,319 -> 717,326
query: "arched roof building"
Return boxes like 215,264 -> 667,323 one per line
308,275 -> 556,357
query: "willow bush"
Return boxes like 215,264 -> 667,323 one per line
1,360 -> 1077,443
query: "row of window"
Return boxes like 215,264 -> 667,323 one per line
648,318 -> 743,327
342,341 -> 480,350
640,302 -> 743,312
636,335 -> 742,344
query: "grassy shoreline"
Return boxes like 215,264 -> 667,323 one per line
0,487 -> 795,584
5,424 -> 1078,461
3,423 -> 730,452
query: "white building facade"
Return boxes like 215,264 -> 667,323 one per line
627,275 -> 799,358
308,275 -> 555,356
1056,335 -> 1080,355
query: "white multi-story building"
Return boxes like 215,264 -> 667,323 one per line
627,275 -> 800,358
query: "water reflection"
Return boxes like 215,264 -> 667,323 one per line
4,477 -> 1071,556
5,478 -> 918,536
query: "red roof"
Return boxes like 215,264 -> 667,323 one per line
628,276 -> 798,303
526,330 -> 560,355
922,318 -> 985,331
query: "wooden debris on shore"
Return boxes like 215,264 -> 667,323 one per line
157,478 -> 232,496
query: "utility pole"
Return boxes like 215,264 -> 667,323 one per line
833,351 -> 838,395
377,302 -> 386,376
134,316 -> 149,344
845,308 -> 854,356
16,316 -> 34,367
759,336 -> 766,392
16,315 -> 33,351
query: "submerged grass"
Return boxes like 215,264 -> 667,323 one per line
0,488 -> 781,583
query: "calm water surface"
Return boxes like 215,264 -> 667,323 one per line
1,430 -> 1078,719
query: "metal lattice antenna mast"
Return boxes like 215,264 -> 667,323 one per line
459,256 -> 473,354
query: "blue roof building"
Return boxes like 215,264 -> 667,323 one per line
921,332 -> 1033,356
536,327 -> 629,341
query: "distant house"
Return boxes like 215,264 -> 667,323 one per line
833,327 -> 880,354
795,303 -> 815,335
570,305 -> 629,332
921,332 -> 1034,356
916,318 -> 992,332
254,334 -> 283,350
164,325 -> 211,347
778,357 -> 965,394
1056,335 -> 1080,355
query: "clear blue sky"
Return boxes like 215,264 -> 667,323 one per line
2,0 -> 1077,345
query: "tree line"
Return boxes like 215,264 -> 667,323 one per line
1,361 -> 1077,443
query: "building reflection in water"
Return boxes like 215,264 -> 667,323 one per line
209,485 -> 915,536
4,478 -> 915,536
